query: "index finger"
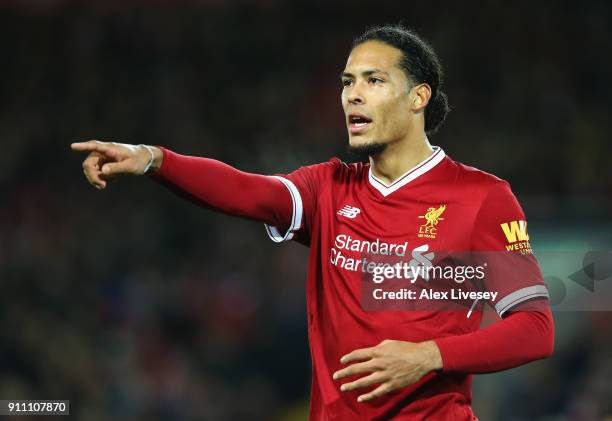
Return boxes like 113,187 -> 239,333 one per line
70,140 -> 115,155
340,347 -> 375,364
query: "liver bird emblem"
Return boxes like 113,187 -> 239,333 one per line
421,205 -> 446,227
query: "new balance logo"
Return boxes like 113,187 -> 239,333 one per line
337,205 -> 361,219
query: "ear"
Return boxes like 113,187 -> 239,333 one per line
411,83 -> 432,112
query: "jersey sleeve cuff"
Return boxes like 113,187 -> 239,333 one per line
264,176 -> 303,243
150,146 -> 172,179
432,336 -> 457,373
494,285 -> 550,317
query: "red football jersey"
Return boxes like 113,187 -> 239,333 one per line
264,147 -> 549,421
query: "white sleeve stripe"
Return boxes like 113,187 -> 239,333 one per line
274,176 -> 302,234
264,176 -> 303,243
264,225 -> 296,242
495,285 -> 550,317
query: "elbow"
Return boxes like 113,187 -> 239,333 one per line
535,330 -> 554,360
533,307 -> 555,360
542,318 -> 555,359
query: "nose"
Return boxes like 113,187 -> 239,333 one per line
347,82 -> 364,105
348,93 -> 363,104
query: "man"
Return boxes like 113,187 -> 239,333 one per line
72,25 -> 554,420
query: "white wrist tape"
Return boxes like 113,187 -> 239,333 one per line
140,144 -> 156,174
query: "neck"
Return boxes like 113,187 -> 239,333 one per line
369,132 -> 434,185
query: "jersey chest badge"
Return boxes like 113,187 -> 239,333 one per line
418,204 -> 446,239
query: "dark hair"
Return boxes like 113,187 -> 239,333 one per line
353,25 -> 450,135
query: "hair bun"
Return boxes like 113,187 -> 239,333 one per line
425,90 -> 450,135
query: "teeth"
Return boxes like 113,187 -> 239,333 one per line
350,116 -> 370,123
354,122 -> 367,127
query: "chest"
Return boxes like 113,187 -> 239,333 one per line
322,182 -> 478,252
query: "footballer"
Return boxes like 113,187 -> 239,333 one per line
72,25 -> 554,420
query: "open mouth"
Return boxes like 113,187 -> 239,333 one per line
348,113 -> 373,134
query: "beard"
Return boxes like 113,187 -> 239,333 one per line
347,141 -> 387,161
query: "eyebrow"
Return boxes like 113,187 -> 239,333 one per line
340,68 -> 390,79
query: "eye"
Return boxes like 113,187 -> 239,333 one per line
342,79 -> 354,87
369,77 -> 384,85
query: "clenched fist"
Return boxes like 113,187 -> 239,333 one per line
71,140 -> 163,189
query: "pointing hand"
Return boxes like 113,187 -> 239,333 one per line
71,140 -> 161,189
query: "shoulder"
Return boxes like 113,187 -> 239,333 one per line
443,155 -> 514,199
442,156 -> 528,225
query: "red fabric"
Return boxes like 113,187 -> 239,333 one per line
152,146 -> 555,420
153,147 -> 292,227
435,306 -> 554,373
267,149 -> 553,420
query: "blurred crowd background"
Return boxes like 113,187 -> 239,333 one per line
0,0 -> 611,420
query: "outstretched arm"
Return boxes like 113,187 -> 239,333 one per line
71,140 -> 293,227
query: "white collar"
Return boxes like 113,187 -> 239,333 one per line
368,146 -> 446,197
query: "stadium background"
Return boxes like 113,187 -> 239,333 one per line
0,0 -> 611,419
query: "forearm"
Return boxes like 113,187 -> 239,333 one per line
150,147 -> 293,226
433,305 -> 554,373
